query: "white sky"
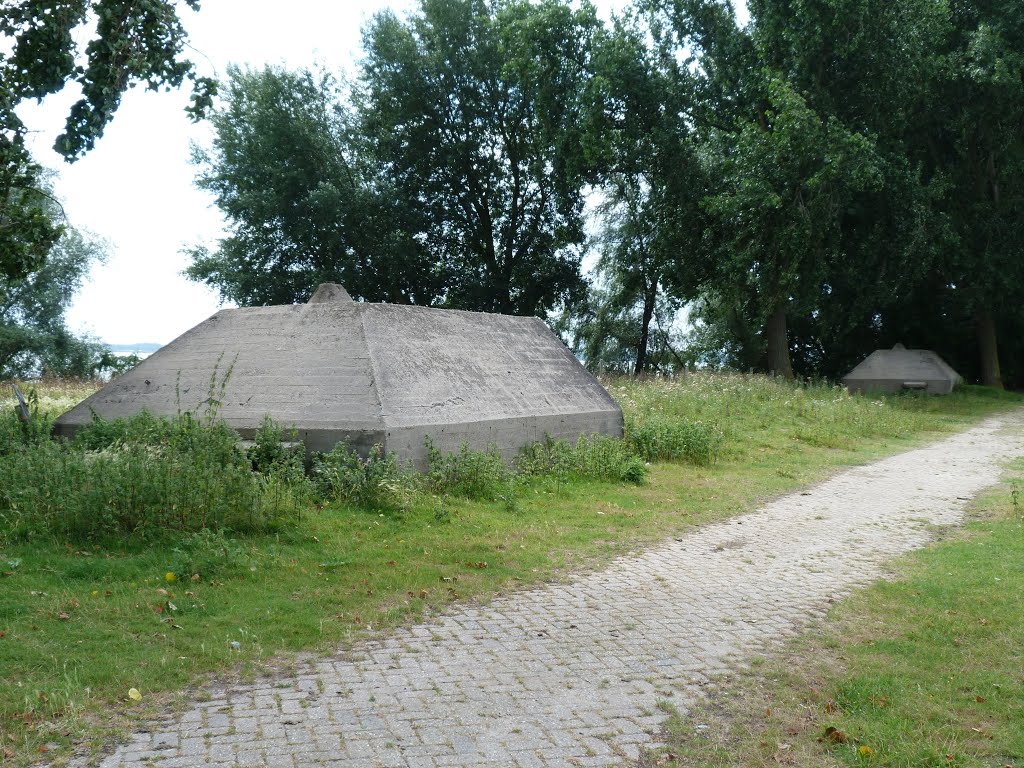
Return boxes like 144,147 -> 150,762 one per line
20,0 -> 632,345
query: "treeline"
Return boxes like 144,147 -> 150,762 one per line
2,1 -> 1020,386
186,0 -> 1022,387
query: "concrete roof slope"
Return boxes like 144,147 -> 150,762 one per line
53,284 -> 623,464
53,299 -> 385,440
360,303 -> 620,428
842,344 -> 963,394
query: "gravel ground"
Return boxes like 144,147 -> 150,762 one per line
76,410 -> 1024,768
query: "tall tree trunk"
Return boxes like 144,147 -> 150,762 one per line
635,289 -> 656,376
975,307 -> 1003,389
765,305 -> 794,379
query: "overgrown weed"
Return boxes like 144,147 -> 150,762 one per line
0,405 -> 311,543
314,443 -> 416,513
518,433 -> 648,484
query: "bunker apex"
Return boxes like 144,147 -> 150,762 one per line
53,285 -> 623,468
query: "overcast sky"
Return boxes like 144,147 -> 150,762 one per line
21,0 -> 633,346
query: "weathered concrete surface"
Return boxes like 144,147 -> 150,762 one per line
53,286 -> 622,465
362,303 -> 622,467
73,410 -> 1024,768
843,343 -> 963,394
53,299 -> 386,454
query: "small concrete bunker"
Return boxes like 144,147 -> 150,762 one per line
842,343 -> 962,395
54,285 -> 623,467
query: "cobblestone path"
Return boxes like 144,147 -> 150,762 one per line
88,412 -> 1024,768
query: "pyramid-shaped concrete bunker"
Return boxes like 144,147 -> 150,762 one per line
54,285 -> 623,468
842,343 -> 962,395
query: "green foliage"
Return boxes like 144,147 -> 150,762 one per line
424,440 -> 517,502
626,414 -> 722,465
247,415 -> 304,475
189,0 -> 601,317
0,179 -> 112,379
186,64 -> 436,307
1,0 -> 215,280
633,0 -> 1023,386
0,411 -> 308,544
313,443 -> 415,513
561,11 -> 705,374
517,434 -> 649,485
1,384 -> 54,452
1,0 -> 214,161
0,156 -> 62,283
560,174 -> 691,374
355,0 -> 600,316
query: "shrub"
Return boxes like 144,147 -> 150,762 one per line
1,386 -> 54,454
247,415 -> 304,475
626,414 -> 722,465
71,409 -> 178,451
518,434 -> 648,485
424,440 -> 516,501
0,411 -> 308,543
313,443 -> 414,513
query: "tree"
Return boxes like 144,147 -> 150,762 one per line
186,65 -> 438,306
356,0 -> 601,316
0,155 -> 62,283
1,0 -> 215,279
929,0 -> 1024,388
566,11 -> 708,375
0,183 -> 110,379
642,0 -> 951,379
189,0 -> 601,317
702,75 -> 884,378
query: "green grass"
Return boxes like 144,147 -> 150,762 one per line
0,374 -> 1021,766
647,457 -> 1024,768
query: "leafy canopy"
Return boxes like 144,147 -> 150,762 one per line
189,0 -> 602,318
187,65 -> 437,307
1,0 -> 215,280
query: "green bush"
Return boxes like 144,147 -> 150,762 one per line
313,443 -> 415,513
247,415 -> 304,475
1,386 -> 54,454
518,434 -> 648,485
625,414 -> 722,465
0,411 -> 308,543
424,440 -> 516,501
71,408 -> 179,451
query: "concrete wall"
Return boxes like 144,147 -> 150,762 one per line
843,378 -> 957,395
361,304 -> 621,427
384,410 -> 626,471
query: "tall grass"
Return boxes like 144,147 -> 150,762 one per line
3,375 -> 1012,542
609,374 -> 1005,459
517,433 -> 648,484
0,406 -> 310,544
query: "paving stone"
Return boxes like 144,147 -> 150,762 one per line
66,414 -> 1024,767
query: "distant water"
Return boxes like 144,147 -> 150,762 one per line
107,342 -> 161,358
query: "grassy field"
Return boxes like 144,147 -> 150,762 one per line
0,375 -> 1021,766
647,457 -> 1024,768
